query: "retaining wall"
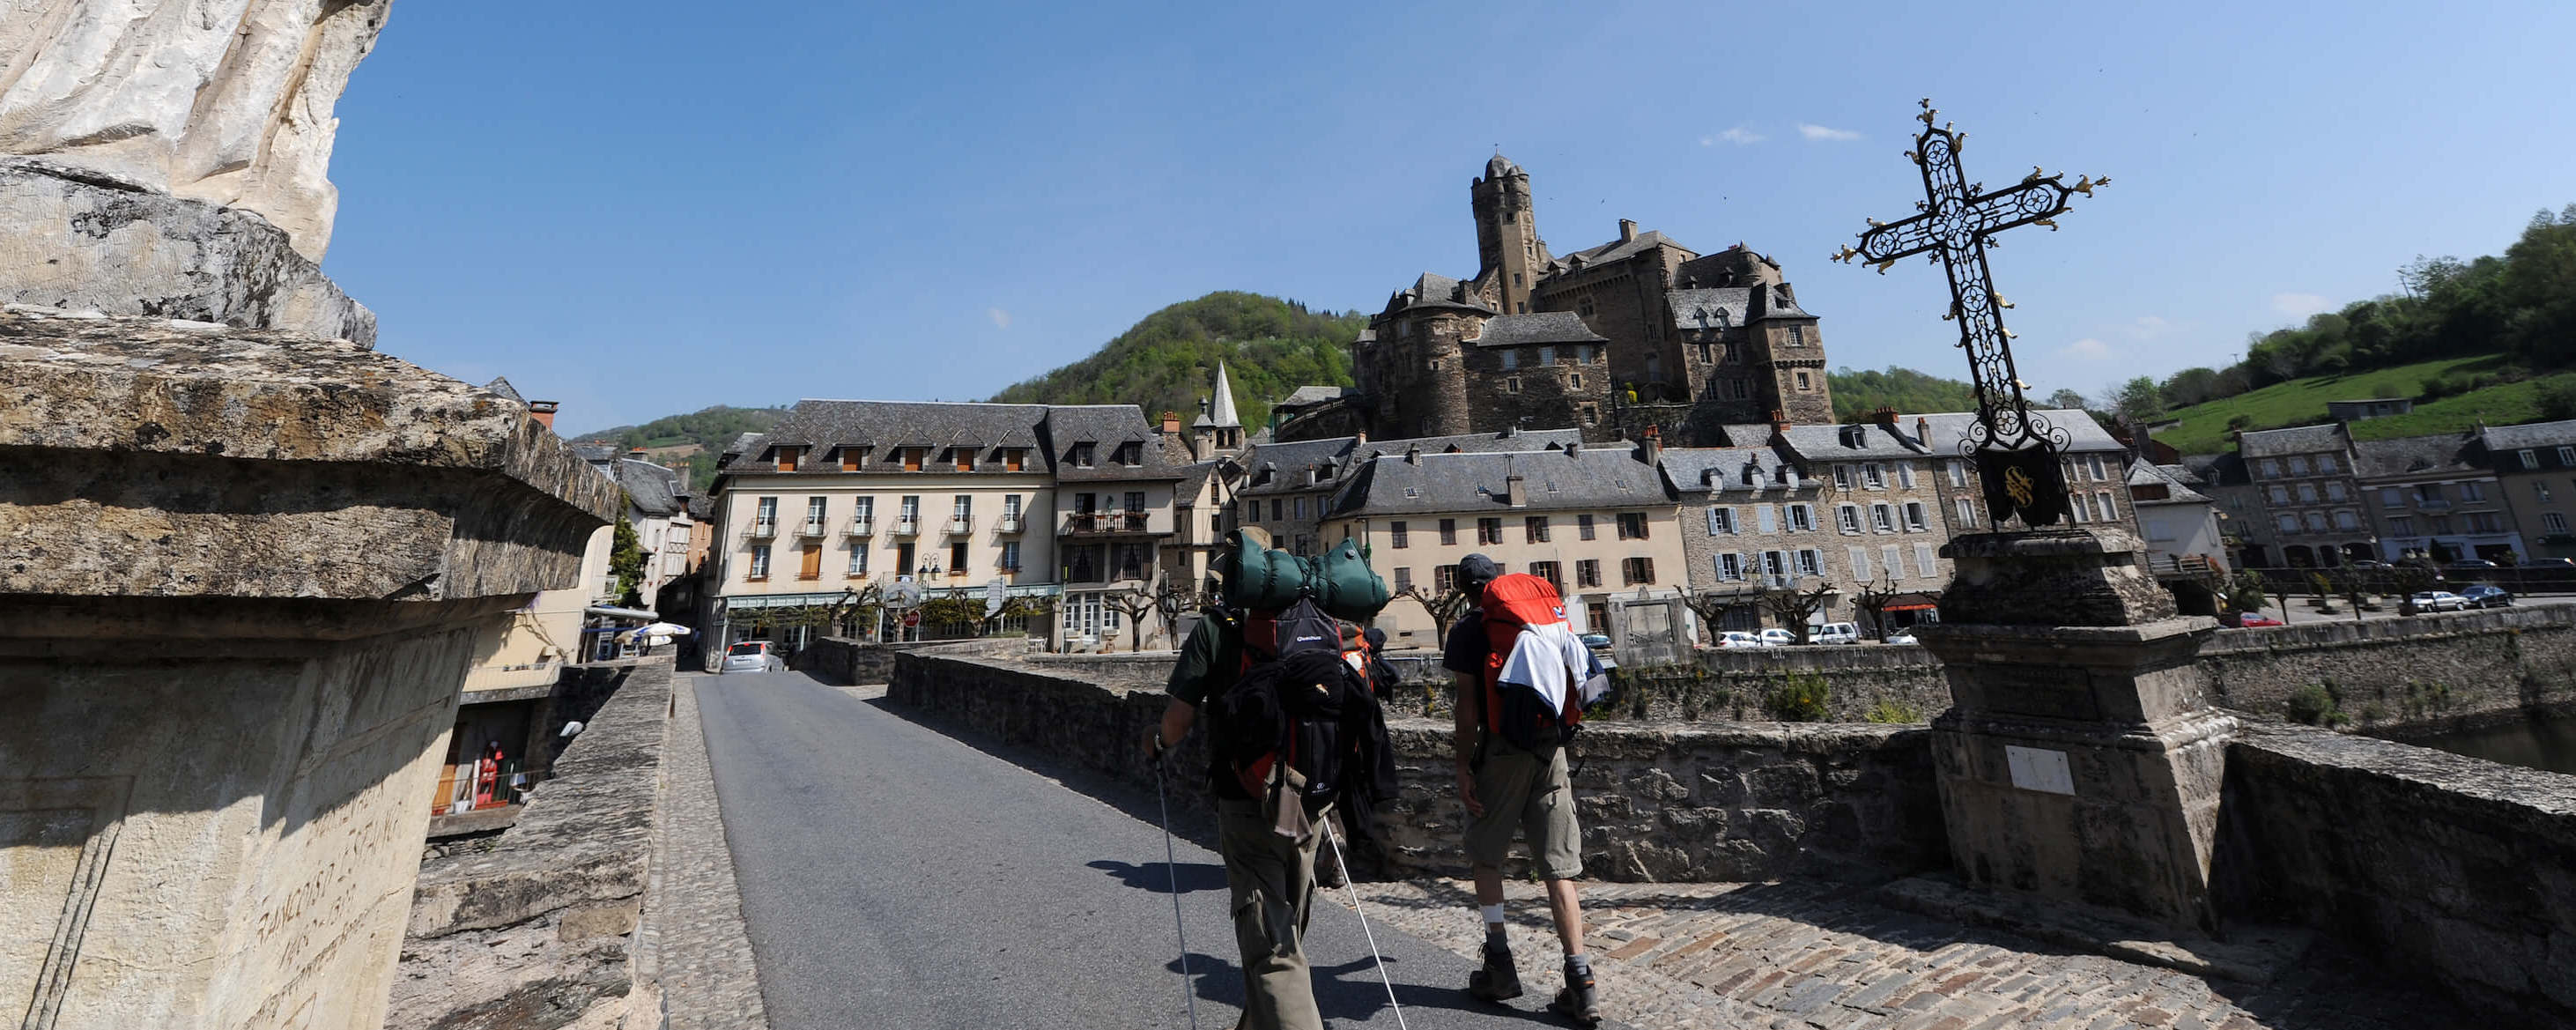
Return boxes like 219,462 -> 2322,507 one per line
885,653 -> 1949,884
386,660 -> 673,1030
2198,605 -> 2576,727
797,635 -> 1029,685
2217,723 -> 2576,1026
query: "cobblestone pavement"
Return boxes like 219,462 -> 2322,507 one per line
1335,878 -> 2463,1030
649,673 -> 772,1030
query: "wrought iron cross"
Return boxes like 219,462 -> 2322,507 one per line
1832,99 -> 2108,527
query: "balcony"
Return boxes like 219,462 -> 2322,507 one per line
948,516 -> 974,536
1061,510 -> 1165,537
796,520 -> 827,537
844,518 -> 874,537
997,515 -> 1025,534
892,518 -> 921,536
746,521 -> 778,538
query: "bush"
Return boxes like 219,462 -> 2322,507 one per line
1863,699 -> 1924,723
1763,672 -> 1832,722
2286,682 -> 2347,727
2541,377 -> 2576,421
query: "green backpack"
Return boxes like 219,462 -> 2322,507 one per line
1219,530 -> 1388,621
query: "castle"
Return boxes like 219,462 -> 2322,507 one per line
1277,155 -> 1835,445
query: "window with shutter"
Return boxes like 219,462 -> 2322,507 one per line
1882,545 -> 1902,580
1848,546 -> 1870,580
1914,543 -> 1936,577
1756,505 -> 1777,534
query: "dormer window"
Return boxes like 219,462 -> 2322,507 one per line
1119,441 -> 1143,466
1003,448 -> 1026,472
839,446 -> 867,471
775,446 -> 803,472
1071,443 -> 1096,468
900,447 -> 925,472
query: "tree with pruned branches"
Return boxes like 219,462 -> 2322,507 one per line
1682,589 -> 1762,645
1398,582 -> 1474,642
1153,581 -> 1202,645
1849,571 -> 1902,641
1761,583 -> 1837,645
1104,580 -> 1164,652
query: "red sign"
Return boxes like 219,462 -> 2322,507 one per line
903,611 -> 922,627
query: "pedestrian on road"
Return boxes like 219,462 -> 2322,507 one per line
1445,552 -> 1600,1026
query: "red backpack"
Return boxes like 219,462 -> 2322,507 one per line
1479,574 -> 1581,752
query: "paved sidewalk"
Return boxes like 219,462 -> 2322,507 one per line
651,673 -> 773,1030
1336,878 -> 2459,1030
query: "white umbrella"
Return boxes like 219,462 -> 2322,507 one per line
638,622 -> 694,636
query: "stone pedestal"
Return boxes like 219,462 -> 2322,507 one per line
0,309 -> 615,1030
1913,530 -> 2234,935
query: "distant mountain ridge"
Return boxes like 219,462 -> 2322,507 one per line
988,292 -> 1365,431
569,404 -> 791,493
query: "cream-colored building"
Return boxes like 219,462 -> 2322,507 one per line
1319,443 -> 1687,648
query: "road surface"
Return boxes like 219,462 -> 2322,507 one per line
692,670 -> 1618,1029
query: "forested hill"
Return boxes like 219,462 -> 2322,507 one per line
989,292 -> 1366,431
1829,367 -> 1982,422
570,404 -> 791,493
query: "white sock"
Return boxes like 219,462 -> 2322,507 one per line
1481,903 -> 1506,937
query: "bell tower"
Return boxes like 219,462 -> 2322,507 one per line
1472,153 -> 1540,315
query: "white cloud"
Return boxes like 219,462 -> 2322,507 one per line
1797,123 -> 1862,142
988,307 -> 1012,330
1701,126 -> 1764,146
2061,337 -> 2113,359
2270,293 -> 2330,318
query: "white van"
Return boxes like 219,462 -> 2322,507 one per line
1810,622 -> 1860,645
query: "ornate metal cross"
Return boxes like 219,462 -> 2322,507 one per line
1833,99 -> 2107,527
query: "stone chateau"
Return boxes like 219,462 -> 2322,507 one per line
1280,154 -> 1835,445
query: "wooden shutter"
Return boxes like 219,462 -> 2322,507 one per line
799,545 -> 822,580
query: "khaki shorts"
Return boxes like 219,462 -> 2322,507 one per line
1464,734 -> 1584,879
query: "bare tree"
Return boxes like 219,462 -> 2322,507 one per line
1681,589 -> 1760,645
1849,572 -> 1902,641
1152,581 -> 1201,645
1398,583 -> 1473,642
1104,581 -> 1162,652
1761,583 -> 1837,645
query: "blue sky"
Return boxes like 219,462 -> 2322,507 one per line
322,1 -> 2576,436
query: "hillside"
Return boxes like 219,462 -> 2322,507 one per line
1829,367 -> 1983,422
989,292 -> 1365,430
2153,355 -> 2576,454
569,404 -> 791,493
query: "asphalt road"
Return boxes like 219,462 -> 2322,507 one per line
694,670 -> 1618,1030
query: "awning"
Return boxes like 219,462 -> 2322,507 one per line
1885,603 -> 1938,612
584,605 -> 659,620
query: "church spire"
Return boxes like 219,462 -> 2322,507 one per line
1210,360 -> 1242,429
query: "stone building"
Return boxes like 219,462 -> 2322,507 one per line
1318,442 -> 1688,648
578,447 -> 699,607
2178,451 -> 2276,570
2480,419 -> 2576,560
1660,442 -> 1843,634
2125,459 -> 2229,575
1233,427 -> 1582,555
1300,155 -> 1832,444
2239,424 -> 2375,567
2353,432 -> 2522,564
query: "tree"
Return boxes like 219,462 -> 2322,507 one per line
2227,570 -> 2269,616
608,510 -> 646,607
1104,582 -> 1163,652
2539,377 -> 2576,421
2327,567 -> 2372,623
2159,367 -> 2223,407
2045,388 -> 2090,411
1153,582 -> 1202,645
2108,375 -> 2165,423
1850,572 -> 1903,641
1398,583 -> 1473,642
1760,583 -> 1836,645
1681,589 -> 1762,645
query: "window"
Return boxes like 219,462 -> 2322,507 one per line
1570,373 -> 1584,389
2069,494 -> 2089,523
2326,481 -> 2347,502
1871,503 -> 1895,533
2539,482 -> 2554,502
2259,459 -> 2281,478
1390,521 -> 1410,548
1270,499 -> 1283,522
2269,485 -> 2291,505
896,541 -> 915,574
1756,504 -> 1777,534
899,495 -> 922,527
2276,515 -> 2298,533
1847,546 -> 1870,580
1883,545 -> 1903,580
1947,460 -> 1968,487
1788,504 -> 1816,532
1578,514 -> 1597,540
1708,508 -> 1737,535
2381,487 -> 2403,507
1794,549 -> 1821,577
1504,376 -> 1522,394
747,545 -> 772,579
1716,553 -> 1743,581
1477,517 -> 1504,545
1293,497 -> 1307,521
1501,348 -> 1520,370
900,447 -> 925,472
1529,560 -> 1562,591
799,544 -> 823,580
951,493 -> 973,522
846,544 -> 869,575
2316,454 -> 2337,474
952,447 -> 974,471
2561,446 -> 2576,466
2297,484 -> 2319,504
1617,512 -> 1648,539
1620,557 -> 1655,585
1071,443 -> 1095,468
2086,455 -> 2106,481
2469,512 -> 2504,534
2287,456 -> 2310,476
1838,504 -> 1862,534
1434,564 -> 1456,592
840,447 -> 864,471
776,446 -> 803,472
755,496 -> 779,530
1904,502 -> 1928,531
2461,481 -> 2485,502
1954,497 -> 1979,528
1915,543 -> 1938,577
948,541 -> 969,572
1832,464 -> 1854,490
2094,493 -> 2116,522
2303,512 -> 2328,532
1788,325 -> 1806,346
1002,493 -> 1021,522
2389,516 -> 2415,536
1795,371 -> 1812,391
2545,513 -> 2570,533
1863,463 -> 1886,488
1581,404 -> 1599,426
1897,463 -> 1916,489
1393,567 -> 1413,592
2431,515 -> 2454,535
1762,550 -> 1788,586
1578,295 -> 1595,317
1439,518 -> 1458,545
2334,510 -> 2359,531
1576,559 -> 1603,588
1525,515 -> 1551,543
1004,448 -> 1026,472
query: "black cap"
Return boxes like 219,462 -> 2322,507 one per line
1458,553 -> 1501,594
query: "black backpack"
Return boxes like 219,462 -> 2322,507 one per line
1209,600 -> 1363,816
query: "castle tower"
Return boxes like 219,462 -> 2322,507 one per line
1472,153 -> 1541,315
1746,282 -> 1835,424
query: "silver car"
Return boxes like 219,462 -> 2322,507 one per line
721,641 -> 785,672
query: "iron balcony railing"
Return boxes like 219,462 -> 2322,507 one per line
1061,510 -> 1159,535
892,518 -> 921,536
996,515 -> 1025,533
747,520 -> 778,538
948,515 -> 974,535
845,518 -> 874,537
797,520 -> 827,537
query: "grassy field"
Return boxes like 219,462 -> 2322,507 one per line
2155,354 -> 2574,454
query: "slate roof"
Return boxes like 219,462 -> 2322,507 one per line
1388,272 -> 1495,315
617,458 -> 685,517
1468,311 -> 1610,348
1660,446 -> 1814,494
1277,385 -> 1355,410
1238,436 -> 1361,496
2237,423 -> 2349,459
1238,427 -> 1582,498
1040,404 -> 1184,482
2127,458 -> 2211,505
2352,433 -> 2484,481
1667,287 -> 1754,330
1351,427 -> 1582,463
763,399 -> 1047,454
1913,409 -> 2125,456
1329,447 -> 1674,517
483,375 -> 524,404
2479,419 -> 2576,452
1776,421 -> 1936,461
1208,361 -> 1242,428
1743,283 -> 1816,322
1547,229 -> 1689,275
2179,451 -> 2250,487
716,432 -> 766,471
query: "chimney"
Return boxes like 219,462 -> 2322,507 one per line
1566,439 -> 1584,456
1404,443 -> 1421,465
1771,408 -> 1790,436
1640,425 -> 1663,465
1871,406 -> 1899,430
1160,410 -> 1181,435
1506,474 -> 1528,508
527,400 -> 559,430
1355,431 -> 1368,445
1915,416 -> 1929,443
630,448 -> 648,459
1618,219 -> 1638,242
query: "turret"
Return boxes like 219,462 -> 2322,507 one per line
1472,153 -> 1540,315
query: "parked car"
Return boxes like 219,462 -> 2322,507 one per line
1758,627 -> 1798,647
2521,558 -> 2576,568
2460,585 -> 2515,609
721,641 -> 785,672
2408,590 -> 2470,612
1717,631 -> 1771,648
1810,622 -> 1860,645
1882,631 -> 1918,646
1579,632 -> 1612,649
2442,559 -> 2501,582
2229,613 -> 2285,627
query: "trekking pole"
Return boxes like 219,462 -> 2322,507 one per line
1152,754 -> 1203,1030
1320,819 -> 1411,1030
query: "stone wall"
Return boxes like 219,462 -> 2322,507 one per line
387,661 -> 674,1030
2198,605 -> 2576,726
796,635 -> 1031,685
884,653 -> 1948,884
2217,723 -> 2576,1025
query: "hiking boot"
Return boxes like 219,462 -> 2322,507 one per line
1547,962 -> 1600,1026
1466,939 -> 1521,1003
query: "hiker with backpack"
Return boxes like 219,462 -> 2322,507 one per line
1444,553 -> 1611,1026
1146,532 -> 1397,1030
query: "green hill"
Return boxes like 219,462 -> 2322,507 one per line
2152,355 -> 2576,454
990,292 -> 1364,431
1829,366 -> 1983,422
571,404 -> 792,493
